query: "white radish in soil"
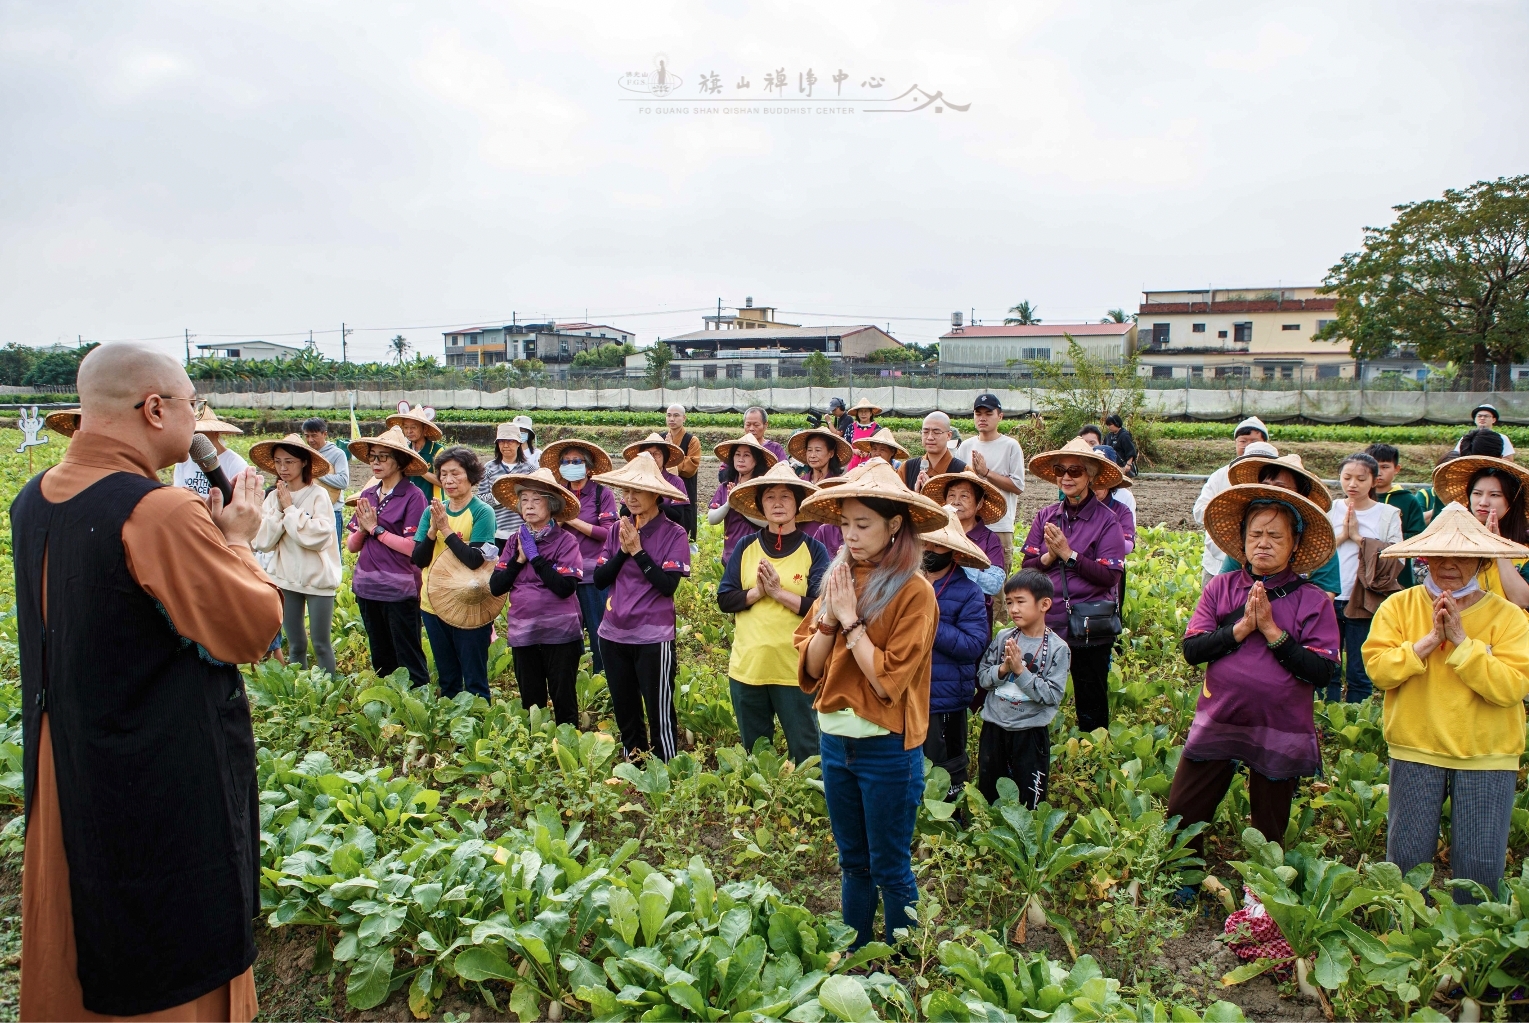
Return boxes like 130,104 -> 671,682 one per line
1458,996 -> 1481,1022
1435,971 -> 1456,996
1125,879 -> 1141,905
1026,894 -> 1047,930
1201,876 -> 1236,913
1294,957 -> 1321,1002
547,998 -> 563,1021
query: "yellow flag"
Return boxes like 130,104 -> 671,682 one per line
348,392 -> 361,442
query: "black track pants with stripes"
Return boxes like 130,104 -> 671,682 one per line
601,637 -> 680,761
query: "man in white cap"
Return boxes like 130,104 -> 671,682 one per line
1192,416 -> 1274,585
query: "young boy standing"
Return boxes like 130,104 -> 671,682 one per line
1368,443 -> 1426,586
975,569 -> 1070,807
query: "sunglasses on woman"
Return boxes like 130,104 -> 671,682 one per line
1051,463 -> 1088,479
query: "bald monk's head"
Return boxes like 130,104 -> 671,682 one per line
77,344 -> 199,469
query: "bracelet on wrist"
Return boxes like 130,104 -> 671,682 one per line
815,619 -> 840,635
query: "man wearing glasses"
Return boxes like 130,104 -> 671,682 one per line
171,404 -> 249,498
955,394 -> 1026,558
14,344 -> 280,1020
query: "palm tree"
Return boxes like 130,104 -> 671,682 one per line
1101,309 -> 1136,324
389,335 -> 411,363
1004,301 -> 1041,325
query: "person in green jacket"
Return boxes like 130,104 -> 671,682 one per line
1368,443 -> 1426,587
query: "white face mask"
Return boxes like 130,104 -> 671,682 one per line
1423,574 -> 1482,600
559,462 -> 587,482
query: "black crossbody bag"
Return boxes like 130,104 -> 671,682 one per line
1057,559 -> 1121,648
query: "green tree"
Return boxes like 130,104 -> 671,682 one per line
1023,335 -> 1155,461
644,342 -> 673,388
802,350 -> 835,387
389,335 -> 411,363
1318,175 -> 1529,389
23,344 -> 97,387
0,344 -> 39,386
572,342 -> 636,369
1004,300 -> 1041,325
863,346 -> 916,364
1101,309 -> 1135,324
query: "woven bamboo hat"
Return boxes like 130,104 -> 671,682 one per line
921,508 -> 993,569
1204,483 -> 1335,576
248,434 -> 334,478
591,452 -> 688,502
714,434 -> 779,470
1381,502 -> 1529,561
348,425 -> 428,476
344,481 -> 379,507
1028,437 -> 1123,490
852,427 -> 910,461
44,408 -> 81,437
193,406 -> 243,435
845,395 -> 882,418
385,401 -> 443,440
1432,454 -> 1529,508
1228,452 -> 1333,512
787,425 -> 853,465
490,467 -> 580,523
426,554 -> 507,629
922,470 -> 1006,525
623,431 -> 684,469
728,459 -> 819,520
799,458 -> 951,533
539,439 -> 613,476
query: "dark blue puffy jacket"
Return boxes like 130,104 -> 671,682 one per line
929,568 -> 991,714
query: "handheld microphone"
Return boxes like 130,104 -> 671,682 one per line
188,433 -> 233,505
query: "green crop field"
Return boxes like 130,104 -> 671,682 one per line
0,429 -> 1523,1021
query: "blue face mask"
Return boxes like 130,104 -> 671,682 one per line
559,462 -> 587,482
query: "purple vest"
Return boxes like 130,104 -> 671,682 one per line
569,481 -> 617,578
501,524 -> 585,647
596,515 -> 692,645
348,482 -> 427,602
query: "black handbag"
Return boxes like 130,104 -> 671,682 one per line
1058,559 -> 1121,648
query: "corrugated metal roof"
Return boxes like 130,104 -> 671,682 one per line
939,323 -> 1133,339
664,325 -> 883,343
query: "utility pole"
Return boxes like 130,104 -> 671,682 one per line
184,328 -> 192,364
341,322 -> 353,364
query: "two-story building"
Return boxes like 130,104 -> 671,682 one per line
195,340 -> 306,362
937,322 -> 1136,372
442,322 -> 635,367
1136,287 -> 1353,382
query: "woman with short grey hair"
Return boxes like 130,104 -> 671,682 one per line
479,420 -> 537,542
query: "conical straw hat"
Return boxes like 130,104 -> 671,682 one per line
798,457 -> 950,533
1027,437 -> 1123,490
1432,454 -> 1529,509
348,425 -> 429,476
344,481 -> 380,507
845,395 -> 882,417
728,459 -> 819,520
1227,452 -> 1333,512
714,434 -> 779,470
538,439 -> 613,476
193,406 -> 242,435
922,470 -> 1006,525
426,553 -> 507,629
248,434 -> 334,478
44,408 -> 81,437
1204,483 -> 1336,576
920,507 -> 992,569
491,466 -> 580,523
787,425 -> 853,465
623,432 -> 685,468
385,401 -> 443,440
851,427 -> 910,461
591,451 -> 688,502
1380,502 -> 1529,560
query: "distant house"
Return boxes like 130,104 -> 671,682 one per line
1136,286 -> 1351,382
653,321 -> 902,381
441,322 -> 635,367
195,340 -> 305,361
938,322 -> 1136,371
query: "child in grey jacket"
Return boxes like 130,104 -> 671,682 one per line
977,569 -> 1070,807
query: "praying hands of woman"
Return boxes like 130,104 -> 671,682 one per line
1232,580 -> 1285,645
1414,591 -> 1467,659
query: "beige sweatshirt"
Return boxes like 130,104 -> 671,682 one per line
254,483 -> 342,595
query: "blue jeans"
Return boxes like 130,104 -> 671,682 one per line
334,509 -> 345,544
421,611 -> 492,699
577,584 -> 609,675
1327,601 -> 1373,702
819,731 -> 923,948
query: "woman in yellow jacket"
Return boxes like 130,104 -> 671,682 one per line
1363,503 -> 1529,903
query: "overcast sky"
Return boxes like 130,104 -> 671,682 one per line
3,1 -> 1526,361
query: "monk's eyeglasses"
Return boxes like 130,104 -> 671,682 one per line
1051,463 -> 1088,479
134,394 -> 205,414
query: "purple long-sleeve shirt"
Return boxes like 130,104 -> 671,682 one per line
1021,494 -> 1127,636
498,524 -> 585,647
968,519 -> 1010,574
569,479 -> 618,578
